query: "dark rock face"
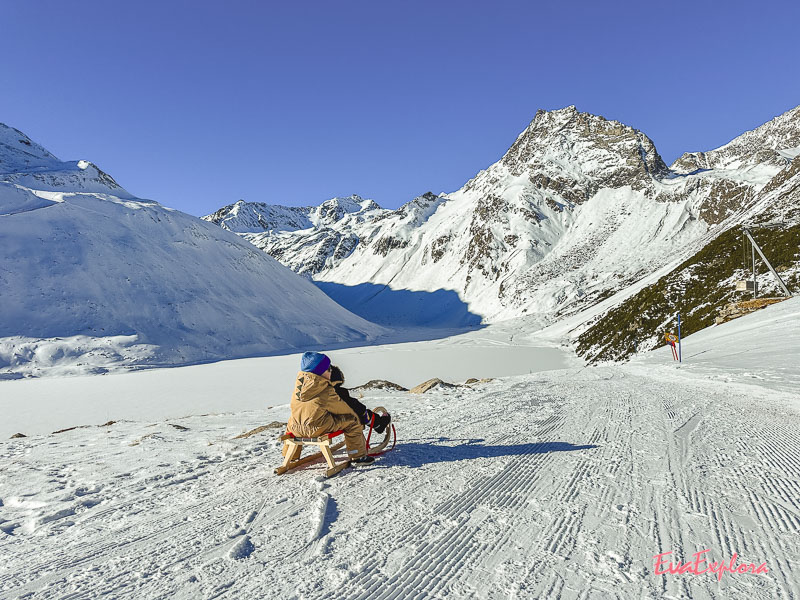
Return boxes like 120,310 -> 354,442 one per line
698,180 -> 756,225
351,380 -> 408,392
529,173 -> 588,205
430,234 -> 453,263
372,236 -> 409,257
333,233 -> 359,261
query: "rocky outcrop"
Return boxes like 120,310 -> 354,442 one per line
715,298 -> 787,325
409,378 -> 457,394
464,378 -> 493,385
351,380 -> 408,392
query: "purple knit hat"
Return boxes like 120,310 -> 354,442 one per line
300,351 -> 331,375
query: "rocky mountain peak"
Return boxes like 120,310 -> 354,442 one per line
392,191 -> 446,224
500,107 -> 667,196
313,194 -> 382,225
418,191 -> 438,202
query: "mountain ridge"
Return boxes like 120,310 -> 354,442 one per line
205,105 -> 799,328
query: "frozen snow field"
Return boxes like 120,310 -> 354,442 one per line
0,331 -> 573,440
1,298 -> 799,599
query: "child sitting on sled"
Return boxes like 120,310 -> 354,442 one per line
288,352 -> 390,465
329,364 -> 391,434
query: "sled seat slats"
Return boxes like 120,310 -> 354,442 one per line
275,430 -> 349,477
282,429 -> 344,443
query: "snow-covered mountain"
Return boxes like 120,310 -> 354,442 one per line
575,151 -> 800,363
205,106 -> 798,326
205,195 -> 388,277
0,123 -> 385,378
748,147 -> 800,226
0,124 -> 131,203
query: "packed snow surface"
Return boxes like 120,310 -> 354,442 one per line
2,298 -> 798,599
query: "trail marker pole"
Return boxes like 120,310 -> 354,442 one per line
677,313 -> 682,363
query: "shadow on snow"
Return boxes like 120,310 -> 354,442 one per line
373,437 -> 598,469
314,281 -> 484,330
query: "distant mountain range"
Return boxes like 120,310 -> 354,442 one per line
204,106 -> 800,344
2,102 -> 797,377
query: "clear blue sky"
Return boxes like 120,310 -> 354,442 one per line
2,1 -> 798,216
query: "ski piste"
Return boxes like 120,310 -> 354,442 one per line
2,295 -> 799,598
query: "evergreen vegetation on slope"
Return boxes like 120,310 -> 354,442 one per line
576,224 -> 800,362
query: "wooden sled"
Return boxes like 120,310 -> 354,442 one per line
274,406 -> 395,478
274,430 -> 350,478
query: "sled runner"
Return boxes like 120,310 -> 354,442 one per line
364,406 -> 395,455
274,406 -> 396,478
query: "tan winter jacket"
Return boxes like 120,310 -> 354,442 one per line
287,371 -> 359,436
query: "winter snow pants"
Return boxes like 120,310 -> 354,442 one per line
331,413 -> 367,459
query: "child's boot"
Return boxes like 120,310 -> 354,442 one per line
374,412 -> 391,434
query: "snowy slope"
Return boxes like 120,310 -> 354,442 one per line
747,150 -> 800,225
205,106 -> 798,328
635,295 -> 800,392
0,124 -> 385,377
571,149 -> 800,363
1,296 -> 798,599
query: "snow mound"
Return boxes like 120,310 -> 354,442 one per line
228,535 -> 255,560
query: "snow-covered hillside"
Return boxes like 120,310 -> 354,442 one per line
0,124 -> 385,377
1,295 -> 798,599
205,106 -> 798,328
573,147 -> 800,363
